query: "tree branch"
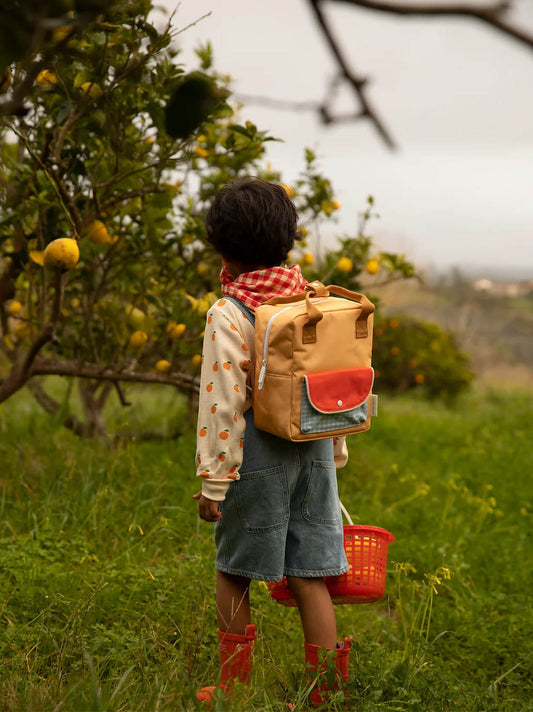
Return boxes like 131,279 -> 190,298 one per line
0,325 -> 53,403
52,108 -> 82,165
305,0 -> 531,148
29,358 -> 200,394
308,0 -> 398,148
330,1 -> 533,52
0,271 -> 66,404
26,379 -> 89,437
7,122 -> 82,236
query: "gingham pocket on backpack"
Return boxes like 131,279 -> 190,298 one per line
300,367 -> 374,435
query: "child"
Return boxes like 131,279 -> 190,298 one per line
193,177 -> 351,707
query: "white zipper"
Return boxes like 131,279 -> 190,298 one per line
258,299 -> 328,390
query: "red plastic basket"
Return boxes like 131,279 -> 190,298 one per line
268,510 -> 394,606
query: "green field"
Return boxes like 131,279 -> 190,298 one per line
1,385 -> 531,711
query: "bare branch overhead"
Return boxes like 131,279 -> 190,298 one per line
330,1 -> 533,52
308,0 -> 398,149
305,0 -> 532,148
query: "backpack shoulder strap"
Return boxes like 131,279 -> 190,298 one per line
222,296 -> 255,326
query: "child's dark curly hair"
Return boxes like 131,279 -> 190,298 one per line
205,178 -> 300,268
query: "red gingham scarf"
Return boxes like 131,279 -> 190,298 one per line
220,264 -> 308,311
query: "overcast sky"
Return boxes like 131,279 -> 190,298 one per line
158,0 -> 533,278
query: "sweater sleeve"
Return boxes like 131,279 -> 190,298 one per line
195,299 -> 252,501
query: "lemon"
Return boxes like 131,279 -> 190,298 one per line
336,256 -> 353,273
126,306 -> 146,329
29,250 -> 45,266
7,300 -> 23,316
321,200 -> 333,216
43,238 -> 80,270
191,354 -> 203,368
36,70 -> 58,86
280,184 -> 294,198
196,298 -> 210,317
79,81 -> 102,99
86,219 -> 111,245
52,25 -> 71,43
129,330 -> 148,348
365,258 -> 380,275
302,252 -> 314,266
155,359 -> 171,373
166,322 -> 186,339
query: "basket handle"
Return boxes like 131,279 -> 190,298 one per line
339,504 -> 396,543
339,500 -> 354,526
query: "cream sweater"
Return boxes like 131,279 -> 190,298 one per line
196,298 -> 348,501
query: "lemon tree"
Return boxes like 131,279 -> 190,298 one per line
0,1 -> 300,434
0,1 -> 267,429
0,1 -> 420,436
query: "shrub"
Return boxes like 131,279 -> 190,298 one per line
372,313 -> 473,399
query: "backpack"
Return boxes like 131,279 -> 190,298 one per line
227,280 -> 377,442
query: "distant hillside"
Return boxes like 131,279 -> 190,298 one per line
419,262 -> 532,283
374,277 -> 533,388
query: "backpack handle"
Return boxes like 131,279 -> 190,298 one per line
326,285 -> 375,320
302,290 -> 324,343
326,285 -> 374,339
305,281 -> 375,325
264,281 -> 374,340
265,285 -> 324,337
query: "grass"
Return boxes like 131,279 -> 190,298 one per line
0,383 -> 532,711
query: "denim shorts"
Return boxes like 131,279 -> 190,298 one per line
214,409 -> 349,582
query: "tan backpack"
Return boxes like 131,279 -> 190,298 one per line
228,280 -> 377,441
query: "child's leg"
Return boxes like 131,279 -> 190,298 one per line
286,575 -> 337,648
216,570 -> 251,634
287,576 -> 351,708
197,572 -> 254,704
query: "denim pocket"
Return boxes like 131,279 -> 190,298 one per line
302,460 -> 341,525
235,465 -> 289,533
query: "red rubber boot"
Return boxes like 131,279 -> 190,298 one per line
197,624 -> 257,705
304,637 -> 352,708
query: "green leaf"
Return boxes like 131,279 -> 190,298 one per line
139,20 -> 160,46
195,43 -> 213,70
150,192 -> 173,211
227,125 -> 254,139
164,74 -> 216,139
305,148 -> 316,165
56,103 -> 70,124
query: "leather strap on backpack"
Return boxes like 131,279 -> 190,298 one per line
264,280 -> 374,341
264,286 -> 324,343
326,285 -> 375,339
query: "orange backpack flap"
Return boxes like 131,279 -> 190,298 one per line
251,282 -> 376,441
